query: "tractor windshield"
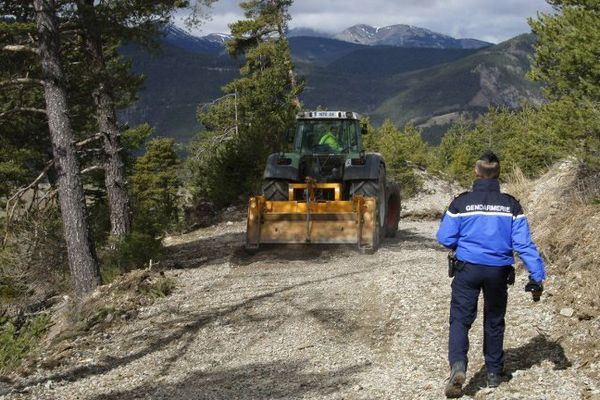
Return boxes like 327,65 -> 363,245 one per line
293,119 -> 360,154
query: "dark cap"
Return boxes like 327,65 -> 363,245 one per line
479,151 -> 500,164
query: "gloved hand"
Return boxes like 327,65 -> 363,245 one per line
524,276 -> 543,302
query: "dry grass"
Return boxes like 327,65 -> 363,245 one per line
504,165 -> 530,203
506,160 -> 600,306
45,270 -> 175,346
506,160 -> 600,369
0,207 -> 68,318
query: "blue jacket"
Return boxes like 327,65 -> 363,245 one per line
436,179 -> 546,282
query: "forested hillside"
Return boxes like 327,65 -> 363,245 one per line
120,30 -> 541,143
119,43 -> 238,142
372,34 -> 545,143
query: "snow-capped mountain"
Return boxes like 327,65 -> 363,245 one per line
163,25 -> 225,54
164,23 -> 490,53
334,24 -> 490,49
202,33 -> 232,44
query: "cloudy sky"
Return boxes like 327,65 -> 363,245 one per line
177,0 -> 554,43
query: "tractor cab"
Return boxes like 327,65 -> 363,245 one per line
293,111 -> 363,155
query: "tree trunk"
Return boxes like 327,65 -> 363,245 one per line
270,0 -> 300,108
33,0 -> 101,296
77,0 -> 133,237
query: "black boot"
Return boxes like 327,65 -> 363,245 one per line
487,372 -> 502,388
445,361 -> 466,398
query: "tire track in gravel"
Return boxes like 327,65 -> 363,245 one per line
3,219 -> 595,400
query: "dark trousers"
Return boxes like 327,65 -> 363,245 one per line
448,263 -> 511,374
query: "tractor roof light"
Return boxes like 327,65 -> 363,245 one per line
296,111 -> 362,120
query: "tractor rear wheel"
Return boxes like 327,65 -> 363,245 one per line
350,167 -> 386,248
384,182 -> 401,237
262,179 -> 289,201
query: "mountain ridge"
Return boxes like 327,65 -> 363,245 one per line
170,23 -> 492,52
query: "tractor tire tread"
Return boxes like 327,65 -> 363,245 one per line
262,180 -> 288,201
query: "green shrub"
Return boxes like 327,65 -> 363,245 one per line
187,133 -> 268,208
98,232 -> 163,283
393,168 -> 424,199
140,274 -> 176,299
0,275 -> 28,302
365,119 -> 430,197
432,106 -> 573,185
0,314 -> 50,372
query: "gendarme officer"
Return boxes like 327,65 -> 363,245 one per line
436,151 -> 545,398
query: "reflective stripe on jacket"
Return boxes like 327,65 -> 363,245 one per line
436,179 -> 546,282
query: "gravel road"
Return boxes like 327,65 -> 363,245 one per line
2,219 -> 597,400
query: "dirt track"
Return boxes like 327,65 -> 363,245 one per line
2,219 -> 597,399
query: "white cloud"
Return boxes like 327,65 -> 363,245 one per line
179,0 -> 554,43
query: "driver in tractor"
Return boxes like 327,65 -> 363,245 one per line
318,125 -> 341,152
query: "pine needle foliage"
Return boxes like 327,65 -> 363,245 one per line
187,0 -> 302,207
131,138 -> 181,237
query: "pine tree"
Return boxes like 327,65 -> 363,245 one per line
2,0 -> 210,224
358,117 -> 378,152
433,106 -> 571,184
72,0 -> 133,238
0,6 -> 50,202
529,0 -> 600,165
33,0 -> 100,296
189,0 -> 302,206
374,120 -> 429,196
227,0 -> 300,106
529,0 -> 600,102
69,0 -> 210,238
2,0 -> 209,294
130,138 -> 181,237
224,0 -> 302,151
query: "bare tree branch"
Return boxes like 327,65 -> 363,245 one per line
81,165 -> 103,174
6,161 -> 54,206
0,78 -> 45,89
74,133 -> 102,148
2,45 -> 40,55
193,126 -> 237,161
3,160 -> 55,246
36,188 -> 58,207
2,131 -> 104,245
78,148 -> 103,154
0,107 -> 46,119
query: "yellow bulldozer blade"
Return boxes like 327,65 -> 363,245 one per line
246,182 -> 378,253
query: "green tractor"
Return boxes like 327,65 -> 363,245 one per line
247,111 -> 401,252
